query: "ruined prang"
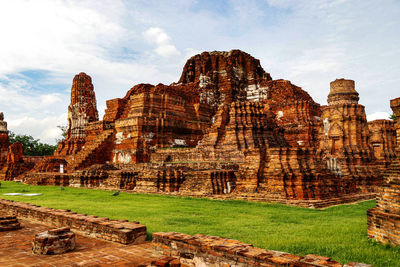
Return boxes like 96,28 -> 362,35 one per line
55,72 -> 99,156
318,79 -> 380,192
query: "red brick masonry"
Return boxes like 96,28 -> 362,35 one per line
0,199 -> 146,244
367,97 -> 400,246
152,232 -> 371,267
32,227 -> 76,255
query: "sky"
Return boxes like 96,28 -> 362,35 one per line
0,0 -> 399,144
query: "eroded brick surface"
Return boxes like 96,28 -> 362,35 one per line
32,227 -> 76,255
368,119 -> 397,170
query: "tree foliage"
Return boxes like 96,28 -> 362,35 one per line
56,125 -> 68,143
8,132 -> 57,156
390,114 -> 397,121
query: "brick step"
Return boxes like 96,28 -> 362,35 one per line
0,216 -> 17,220
0,219 -> 19,225
67,130 -> 114,171
386,167 -> 400,171
0,216 -> 22,231
0,223 -> 22,232
150,256 -> 181,267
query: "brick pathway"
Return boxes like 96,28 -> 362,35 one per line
0,219 -> 162,267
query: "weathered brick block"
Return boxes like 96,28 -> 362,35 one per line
32,227 -> 75,255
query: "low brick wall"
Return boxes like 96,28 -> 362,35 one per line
0,199 -> 146,244
153,232 -> 371,267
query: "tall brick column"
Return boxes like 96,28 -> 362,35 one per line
367,97 -> 400,246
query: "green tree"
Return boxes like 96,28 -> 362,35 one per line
8,132 -> 57,156
56,125 -> 68,143
390,114 -> 397,121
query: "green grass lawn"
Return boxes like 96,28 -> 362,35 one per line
1,181 -> 399,266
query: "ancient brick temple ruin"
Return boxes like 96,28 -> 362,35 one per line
0,114 -> 36,180
367,97 -> 400,246
1,50 -> 398,207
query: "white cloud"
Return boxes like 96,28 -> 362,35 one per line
0,0 -> 177,93
367,112 -> 391,122
0,78 -> 66,111
7,113 -> 67,145
0,0 -> 182,144
231,0 -> 264,20
40,94 -> 63,106
143,27 -> 181,57
0,78 -> 68,144
143,27 -> 171,45
0,0 -> 399,144
155,45 -> 180,58
249,0 -> 400,114
0,0 -> 124,74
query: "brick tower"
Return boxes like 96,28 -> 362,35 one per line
67,72 -> 98,138
319,79 -> 378,191
367,97 -> 400,246
55,73 -> 99,155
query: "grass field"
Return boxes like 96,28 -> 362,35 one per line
1,181 -> 399,266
